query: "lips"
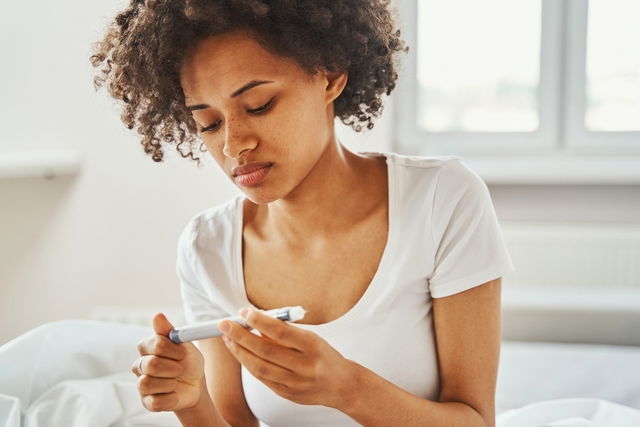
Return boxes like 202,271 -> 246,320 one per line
232,162 -> 273,187
232,162 -> 273,177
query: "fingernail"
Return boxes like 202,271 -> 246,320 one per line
239,307 -> 252,320
219,321 -> 230,333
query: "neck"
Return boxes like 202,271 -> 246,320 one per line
251,138 -> 386,246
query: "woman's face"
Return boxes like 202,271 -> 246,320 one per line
179,30 -> 347,205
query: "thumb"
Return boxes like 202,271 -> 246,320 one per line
152,312 -> 175,337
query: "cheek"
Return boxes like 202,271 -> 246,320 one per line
211,150 -> 227,168
291,102 -> 331,153
202,140 -> 225,164
278,98 -> 325,143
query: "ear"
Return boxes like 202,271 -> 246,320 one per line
324,70 -> 348,105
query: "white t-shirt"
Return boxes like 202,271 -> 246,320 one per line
176,151 -> 515,427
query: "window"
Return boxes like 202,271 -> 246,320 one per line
585,0 -> 640,132
417,0 -> 541,133
393,0 -> 640,158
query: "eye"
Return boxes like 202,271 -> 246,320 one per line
248,97 -> 275,114
199,97 -> 276,133
200,121 -> 221,133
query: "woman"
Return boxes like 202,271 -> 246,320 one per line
91,1 -> 514,426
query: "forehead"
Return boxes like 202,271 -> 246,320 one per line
180,31 -> 311,101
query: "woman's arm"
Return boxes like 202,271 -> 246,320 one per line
173,378 -> 231,427
179,337 -> 260,427
340,278 -> 502,427
220,278 -> 501,426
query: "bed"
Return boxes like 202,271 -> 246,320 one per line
1,319 -> 639,427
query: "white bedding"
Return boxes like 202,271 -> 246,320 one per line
0,320 -> 178,427
496,340 -> 640,413
1,320 -> 639,427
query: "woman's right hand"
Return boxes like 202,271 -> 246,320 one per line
132,313 -> 206,412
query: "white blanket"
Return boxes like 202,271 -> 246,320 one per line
1,320 -> 639,427
496,398 -> 640,426
0,320 -> 179,427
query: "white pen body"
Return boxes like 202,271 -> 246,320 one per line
169,306 -> 306,344
170,315 -> 247,343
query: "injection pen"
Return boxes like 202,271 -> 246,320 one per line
168,305 -> 306,344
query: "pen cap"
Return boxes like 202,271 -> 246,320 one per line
288,306 -> 306,322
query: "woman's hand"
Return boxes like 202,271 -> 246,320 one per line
132,313 -> 206,412
219,307 -> 357,409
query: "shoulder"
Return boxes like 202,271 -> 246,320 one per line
178,195 -> 243,258
434,157 -> 486,189
368,151 -> 487,198
393,152 -> 484,187
374,151 -> 482,184
379,151 -> 462,171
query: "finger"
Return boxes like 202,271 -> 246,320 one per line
141,391 -> 179,412
223,335 -> 298,386
136,334 -> 186,361
241,307 -> 310,350
131,357 -> 141,376
152,312 -> 174,337
137,375 -> 178,395
221,321 -> 305,369
133,354 -> 184,378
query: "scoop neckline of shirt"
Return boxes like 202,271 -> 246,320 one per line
232,151 -> 397,333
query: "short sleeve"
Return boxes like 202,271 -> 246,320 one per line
428,159 -> 515,298
176,219 -> 229,325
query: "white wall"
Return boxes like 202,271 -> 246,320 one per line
0,0 -> 392,344
2,0 -> 639,346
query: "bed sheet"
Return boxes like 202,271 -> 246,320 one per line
497,340 -> 640,414
1,320 -> 640,427
0,320 -> 179,427
496,398 -> 640,426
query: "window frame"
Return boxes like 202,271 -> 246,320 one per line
564,0 -> 640,153
392,0 -> 640,161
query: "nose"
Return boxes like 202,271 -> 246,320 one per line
222,118 -> 257,159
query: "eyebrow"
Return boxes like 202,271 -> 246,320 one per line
186,80 -> 274,111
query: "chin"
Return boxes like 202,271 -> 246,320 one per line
239,188 -> 281,205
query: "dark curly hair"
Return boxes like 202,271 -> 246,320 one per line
90,0 -> 409,164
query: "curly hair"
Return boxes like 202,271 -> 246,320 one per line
90,0 -> 409,164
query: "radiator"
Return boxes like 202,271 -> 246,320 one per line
499,221 -> 640,346
501,221 -> 640,291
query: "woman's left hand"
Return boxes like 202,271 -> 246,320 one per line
218,307 -> 356,408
